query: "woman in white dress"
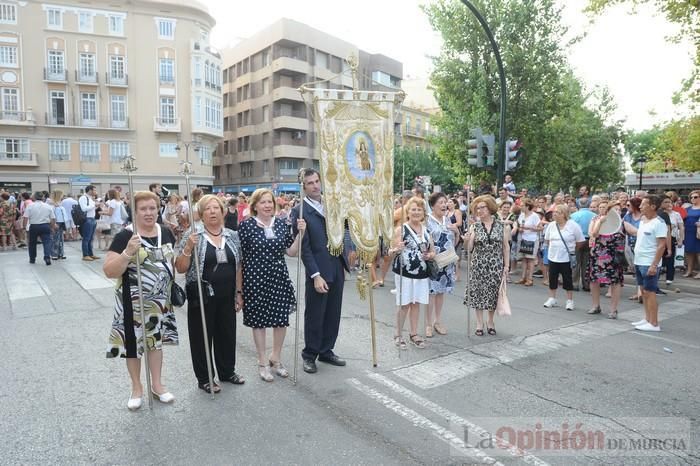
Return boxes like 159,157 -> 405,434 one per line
389,197 -> 436,349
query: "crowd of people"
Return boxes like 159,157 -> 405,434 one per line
1,176 -> 698,411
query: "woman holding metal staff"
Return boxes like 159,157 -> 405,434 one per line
389,197 -> 435,349
464,195 -> 509,336
425,192 -> 458,337
176,194 -> 245,393
104,191 -> 177,410
237,188 -> 305,382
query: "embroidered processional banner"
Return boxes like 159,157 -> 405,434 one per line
304,88 -> 404,262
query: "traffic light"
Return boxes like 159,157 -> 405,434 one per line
467,128 -> 484,167
505,139 -> 522,171
483,134 -> 495,166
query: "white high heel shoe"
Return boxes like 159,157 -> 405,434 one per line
127,393 -> 143,411
151,390 -> 175,404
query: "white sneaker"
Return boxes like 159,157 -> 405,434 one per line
666,280 -> 673,285
543,297 -> 558,308
565,300 -> 575,311
631,319 -> 648,326
635,323 -> 661,332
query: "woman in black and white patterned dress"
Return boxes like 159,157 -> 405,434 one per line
464,195 -> 510,336
238,188 -> 305,382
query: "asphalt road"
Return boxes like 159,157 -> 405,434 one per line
1,241 -> 698,465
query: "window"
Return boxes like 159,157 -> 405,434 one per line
0,3 -> 17,24
79,53 -> 96,81
159,143 -> 177,158
49,139 -> 70,161
110,95 -> 126,128
80,92 -> 97,126
262,50 -> 269,67
79,140 -> 100,163
204,98 -> 221,130
109,142 -> 129,163
1,88 -> 19,116
47,50 -> 65,79
0,45 -> 17,66
262,159 -> 269,175
1,138 -> 28,159
159,97 -> 175,124
78,12 -> 93,33
157,18 -> 175,40
47,8 -> 62,28
159,58 -> 174,83
262,106 -> 269,122
262,78 -> 269,94
315,51 -> 328,69
193,57 -> 202,86
194,95 -> 202,127
108,15 -> 124,35
240,162 -> 253,177
49,90 -> 65,125
109,55 -> 125,83
199,145 -> 211,166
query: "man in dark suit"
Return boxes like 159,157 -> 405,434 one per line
290,169 -> 349,374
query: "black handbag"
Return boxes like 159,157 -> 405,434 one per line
426,259 -> 440,280
519,239 -> 535,255
162,260 -> 186,307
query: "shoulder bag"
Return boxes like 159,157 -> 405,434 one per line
162,260 -> 186,307
555,223 -> 577,269
496,275 -> 511,316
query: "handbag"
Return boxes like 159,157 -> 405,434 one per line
162,260 -> 186,307
496,276 -> 511,316
519,239 -> 535,255
434,247 -> 459,269
426,259 -> 440,280
675,245 -> 685,268
555,223 -> 577,269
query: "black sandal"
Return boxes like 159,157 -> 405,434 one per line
198,382 -> 221,394
475,328 -> 484,336
223,373 -> 245,385
487,327 -> 496,336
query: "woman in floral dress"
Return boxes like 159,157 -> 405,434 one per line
587,200 -> 625,318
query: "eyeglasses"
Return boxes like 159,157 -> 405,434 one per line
476,205 -> 489,210
692,196 -> 699,199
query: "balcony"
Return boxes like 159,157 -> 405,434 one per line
271,56 -> 309,76
44,113 -> 130,130
0,152 -> 39,167
44,68 -> 67,82
159,76 -> 175,86
204,80 -> 222,92
279,168 -> 299,176
153,116 -> 181,132
272,108 -> 308,131
192,124 -> 223,138
105,72 -> 128,86
0,110 -> 36,126
75,70 -> 98,85
273,144 -> 310,158
272,86 -> 303,102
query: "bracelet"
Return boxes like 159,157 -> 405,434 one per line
182,249 -> 192,257
121,250 -> 133,259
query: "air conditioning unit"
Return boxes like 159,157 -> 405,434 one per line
194,42 -> 200,50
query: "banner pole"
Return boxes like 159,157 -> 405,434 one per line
466,187 -> 472,339
292,170 -> 306,385
367,266 -> 378,367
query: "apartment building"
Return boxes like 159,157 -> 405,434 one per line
215,18 -> 402,194
0,0 -> 222,195
395,105 -> 438,152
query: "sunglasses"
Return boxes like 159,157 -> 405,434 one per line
692,196 -> 699,199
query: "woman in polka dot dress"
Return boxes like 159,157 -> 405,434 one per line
238,188 -> 305,382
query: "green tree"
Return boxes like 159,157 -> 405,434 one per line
393,146 -> 458,193
424,0 -> 624,192
627,117 -> 700,172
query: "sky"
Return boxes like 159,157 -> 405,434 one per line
205,0 -> 694,131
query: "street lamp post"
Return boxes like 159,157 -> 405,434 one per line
637,156 -> 647,191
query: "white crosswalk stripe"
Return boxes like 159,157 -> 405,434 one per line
6,269 -> 52,301
62,263 -> 115,290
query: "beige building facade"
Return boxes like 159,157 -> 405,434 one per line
0,0 -> 221,196
215,18 -> 402,193
395,105 -> 437,152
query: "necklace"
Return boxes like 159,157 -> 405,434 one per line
204,227 -> 223,237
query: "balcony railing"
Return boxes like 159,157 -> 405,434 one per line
105,72 -> 128,86
44,113 -> 130,129
153,116 -> 181,132
204,80 -> 221,91
75,70 -> 98,84
0,110 -> 35,123
279,168 -> 299,176
0,152 -> 39,166
44,68 -> 67,82
159,76 -> 175,85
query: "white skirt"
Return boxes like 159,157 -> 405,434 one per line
394,274 -> 430,306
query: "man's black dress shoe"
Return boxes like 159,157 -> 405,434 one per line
302,358 -> 317,374
44,258 -> 51,265
318,354 -> 346,366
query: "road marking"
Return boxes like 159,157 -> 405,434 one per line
63,263 -> 114,290
394,300 -> 697,390
365,371 -> 549,466
348,378 -> 504,465
5,271 -> 50,301
629,332 -> 700,349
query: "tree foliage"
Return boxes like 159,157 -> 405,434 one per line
393,146 -> 459,193
423,0 -> 624,193
627,117 -> 700,172
586,0 -> 700,107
